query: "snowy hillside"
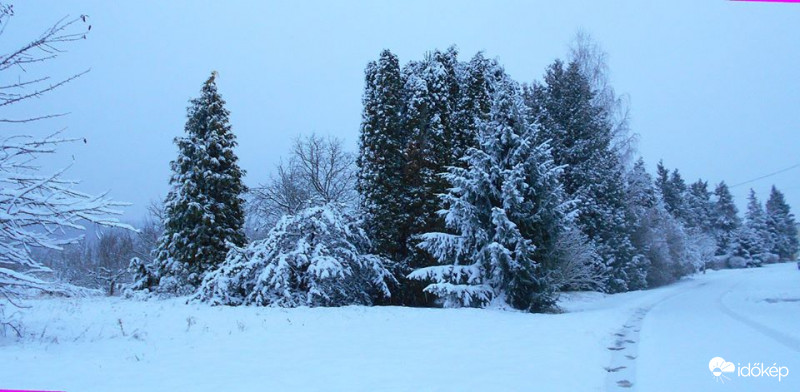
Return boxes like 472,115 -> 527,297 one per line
2,262 -> 798,392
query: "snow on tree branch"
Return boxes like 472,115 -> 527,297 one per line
0,5 -> 91,123
0,132 -> 132,307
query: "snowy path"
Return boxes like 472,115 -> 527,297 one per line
636,263 -> 800,391
0,263 -> 797,391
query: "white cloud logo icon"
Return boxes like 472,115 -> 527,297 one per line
709,357 -> 736,382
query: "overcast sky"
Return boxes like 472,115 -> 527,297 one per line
4,0 -> 799,221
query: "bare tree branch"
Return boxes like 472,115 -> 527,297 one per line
0,6 -> 129,317
248,134 -> 357,232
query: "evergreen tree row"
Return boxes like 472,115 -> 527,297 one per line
130,50 -> 799,313
357,47 -> 799,310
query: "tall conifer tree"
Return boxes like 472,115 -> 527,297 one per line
685,179 -> 714,232
765,186 -> 799,261
357,50 -> 407,262
152,72 -> 246,294
411,70 -> 562,311
712,182 -> 740,257
527,59 -> 639,292
399,50 -> 467,304
743,189 -> 771,260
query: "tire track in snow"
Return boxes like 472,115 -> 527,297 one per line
716,286 -> 800,353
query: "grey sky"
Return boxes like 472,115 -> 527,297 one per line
6,0 -> 799,221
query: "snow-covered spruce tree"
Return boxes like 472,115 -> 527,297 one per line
149,72 -> 247,295
765,186 -> 799,261
651,163 -> 718,273
526,59 -> 640,293
684,179 -> 715,234
195,204 -> 395,307
625,159 -> 660,286
626,159 -> 679,287
410,70 -> 563,312
711,182 -> 741,258
655,162 -> 688,222
397,50 -> 469,305
729,226 -> 761,268
743,189 -> 773,264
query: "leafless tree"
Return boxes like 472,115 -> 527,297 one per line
0,4 -> 130,335
548,225 -> 606,291
248,158 -> 310,228
0,133 -> 132,295
568,30 -> 638,167
248,134 -> 357,231
131,199 -> 164,261
292,134 -> 357,204
0,4 -> 91,124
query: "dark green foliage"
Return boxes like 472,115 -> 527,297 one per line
151,72 -> 247,294
359,48 -> 488,306
712,182 -> 740,256
655,162 -> 687,221
399,49 -> 469,305
413,69 -> 562,312
765,186 -> 799,261
684,180 -> 714,232
357,50 -> 407,262
452,52 -> 493,165
526,59 -> 639,293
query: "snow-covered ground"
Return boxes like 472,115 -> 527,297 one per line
1,262 -> 798,392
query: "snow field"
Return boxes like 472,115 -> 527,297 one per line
1,262 -> 798,392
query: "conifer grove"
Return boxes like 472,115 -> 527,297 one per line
126,48 -> 798,313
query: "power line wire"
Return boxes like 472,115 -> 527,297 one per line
729,163 -> 800,188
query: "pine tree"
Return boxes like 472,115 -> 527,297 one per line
684,179 -> 714,233
711,182 -> 740,257
410,70 -> 561,312
625,159 -> 657,286
627,159 -> 658,210
151,72 -> 247,294
527,59 -> 638,293
765,186 -> 799,261
655,162 -> 687,221
627,160 -> 712,284
731,226 -> 761,266
655,161 -> 670,201
743,189 -> 771,261
668,169 -> 688,220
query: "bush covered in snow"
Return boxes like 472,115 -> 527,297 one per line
194,204 -> 395,307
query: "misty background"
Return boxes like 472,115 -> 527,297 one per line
4,0 -> 798,222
